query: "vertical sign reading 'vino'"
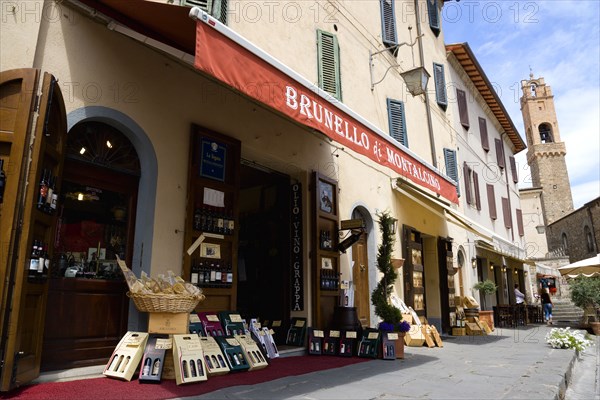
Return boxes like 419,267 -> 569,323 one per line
291,183 -> 303,311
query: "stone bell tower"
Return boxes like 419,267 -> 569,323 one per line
520,73 -> 574,225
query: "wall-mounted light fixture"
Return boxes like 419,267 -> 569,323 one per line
369,34 -> 428,95
471,257 -> 477,269
490,263 -> 494,270
389,217 -> 398,235
536,225 -> 546,234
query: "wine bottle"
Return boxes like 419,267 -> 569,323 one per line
50,177 -> 58,214
0,158 -> 6,204
37,169 -> 48,210
142,358 -> 151,376
193,207 -> 202,230
28,240 -> 40,280
152,358 -> 161,375
37,242 -> 46,275
216,210 -> 224,234
191,260 -> 199,285
45,173 -> 54,214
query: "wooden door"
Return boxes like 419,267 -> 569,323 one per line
0,69 -> 67,391
351,233 -> 370,327
402,226 -> 426,320
437,238 -> 454,333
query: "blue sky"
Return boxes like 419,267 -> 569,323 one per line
442,0 -> 600,209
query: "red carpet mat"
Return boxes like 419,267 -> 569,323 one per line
3,356 -> 370,400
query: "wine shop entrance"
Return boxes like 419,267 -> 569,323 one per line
236,162 -> 290,325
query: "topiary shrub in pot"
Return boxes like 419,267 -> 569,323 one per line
472,279 -> 498,311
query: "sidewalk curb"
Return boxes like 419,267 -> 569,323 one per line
558,349 -> 578,400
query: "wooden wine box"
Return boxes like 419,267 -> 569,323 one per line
148,312 -> 189,335
404,325 -> 425,347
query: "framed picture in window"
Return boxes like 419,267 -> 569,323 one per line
318,180 -> 334,214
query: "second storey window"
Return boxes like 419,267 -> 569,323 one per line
387,99 -> 408,146
317,30 -> 342,100
380,0 -> 398,51
495,138 -> 506,169
433,63 -> 447,109
487,184 -> 497,220
184,0 -> 228,24
457,89 -> 469,129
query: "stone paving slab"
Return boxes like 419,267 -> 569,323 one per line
176,325 -> 581,400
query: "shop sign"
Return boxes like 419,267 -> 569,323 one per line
193,16 -> 458,204
291,183 -> 303,311
199,138 -> 226,181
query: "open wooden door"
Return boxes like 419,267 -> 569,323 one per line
0,69 -> 67,391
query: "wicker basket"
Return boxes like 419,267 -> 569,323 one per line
127,292 -> 205,313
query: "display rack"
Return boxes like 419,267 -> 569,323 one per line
183,126 -> 241,313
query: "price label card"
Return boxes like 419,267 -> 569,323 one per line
206,315 -> 220,322
230,314 -> 243,323
295,320 -> 305,327
252,322 -> 261,329
226,338 -> 240,346
269,329 -> 275,335
329,330 -> 340,338
368,332 -> 379,340
272,320 -> 282,327
187,343 -> 202,351
346,331 -> 357,339
313,330 -> 324,338
189,314 -> 201,323
387,333 -> 399,340
155,338 -> 172,350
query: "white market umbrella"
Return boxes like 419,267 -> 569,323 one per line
558,254 -> 600,278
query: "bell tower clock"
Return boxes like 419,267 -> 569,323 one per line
520,73 -> 574,225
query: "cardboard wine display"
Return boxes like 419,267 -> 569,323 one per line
214,336 -> 250,372
104,332 -> 149,381
233,334 -> 268,370
217,311 -> 245,336
381,332 -> 399,360
339,331 -> 357,357
197,335 -> 230,376
261,327 -> 280,359
285,317 -> 307,346
172,334 -> 208,385
322,330 -> 340,356
357,328 -> 380,358
307,328 -> 324,355
139,334 -> 170,384
198,312 -> 225,337
189,313 -> 204,335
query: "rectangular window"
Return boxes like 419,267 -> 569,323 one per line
509,156 -> 518,183
473,171 -> 481,210
184,0 -> 228,24
495,138 -> 505,169
502,197 -> 512,229
317,30 -> 342,100
463,162 -> 472,205
427,0 -> 440,35
479,117 -> 489,151
380,0 -> 398,49
487,184 -> 497,220
433,63 -> 447,109
444,148 -> 459,196
387,99 -> 408,146
516,209 -> 524,236
457,89 -> 469,129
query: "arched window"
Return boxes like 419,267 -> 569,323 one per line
539,123 -> 553,143
585,226 -> 595,253
530,84 -> 537,97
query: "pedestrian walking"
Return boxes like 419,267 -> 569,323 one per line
541,288 -> 553,324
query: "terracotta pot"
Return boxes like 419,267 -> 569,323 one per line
395,333 -> 405,359
591,322 -> 600,336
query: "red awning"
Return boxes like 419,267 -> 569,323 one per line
191,9 -> 458,203
73,1 -> 458,204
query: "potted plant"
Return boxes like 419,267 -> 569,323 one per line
371,211 -> 405,358
569,276 -> 600,335
473,279 -> 498,330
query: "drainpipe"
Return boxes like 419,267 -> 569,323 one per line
413,0 -> 437,168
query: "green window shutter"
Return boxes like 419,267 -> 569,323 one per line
427,0 -> 440,36
387,98 -> 408,147
380,0 -> 398,48
443,148 -> 459,197
317,30 -> 342,100
433,62 -> 447,108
